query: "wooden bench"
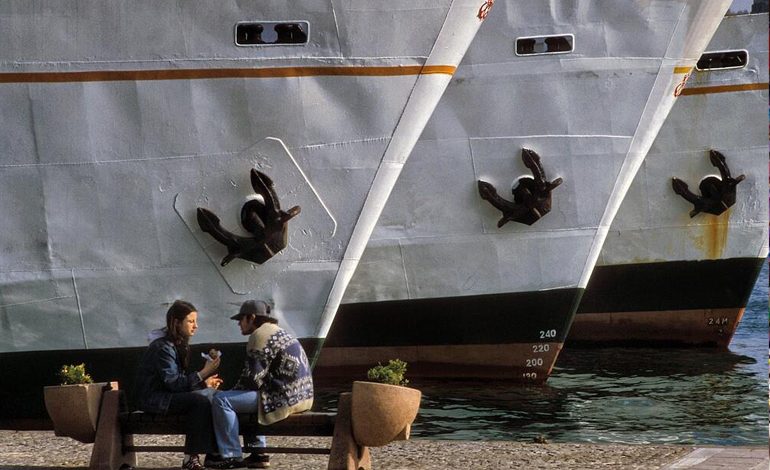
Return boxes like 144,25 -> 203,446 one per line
89,390 -> 370,470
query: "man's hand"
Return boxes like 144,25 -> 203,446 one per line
205,374 -> 223,389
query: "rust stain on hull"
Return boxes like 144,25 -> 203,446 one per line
692,208 -> 731,259
315,343 -> 563,383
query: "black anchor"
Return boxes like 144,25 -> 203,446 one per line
477,148 -> 563,227
671,150 -> 745,218
197,169 -> 301,266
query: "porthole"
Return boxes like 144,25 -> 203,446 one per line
516,34 -> 574,56
235,21 -> 309,46
695,50 -> 748,71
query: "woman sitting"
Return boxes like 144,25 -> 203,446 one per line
134,300 -> 223,470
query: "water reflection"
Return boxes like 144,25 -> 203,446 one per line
315,346 -> 764,444
315,262 -> 768,445
545,347 -> 763,445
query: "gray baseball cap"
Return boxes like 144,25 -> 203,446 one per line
230,299 -> 272,321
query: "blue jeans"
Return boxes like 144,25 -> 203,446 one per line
212,390 -> 267,458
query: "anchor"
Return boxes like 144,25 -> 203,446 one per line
477,148 -> 562,227
671,150 -> 745,218
197,169 -> 301,266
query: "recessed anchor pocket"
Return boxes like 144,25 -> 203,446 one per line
477,148 -> 562,227
671,150 -> 745,217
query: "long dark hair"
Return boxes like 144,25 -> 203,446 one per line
165,300 -> 196,370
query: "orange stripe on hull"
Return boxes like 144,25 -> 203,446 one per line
680,82 -> 768,96
0,65 -> 457,84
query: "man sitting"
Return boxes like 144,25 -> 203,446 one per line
207,300 -> 314,469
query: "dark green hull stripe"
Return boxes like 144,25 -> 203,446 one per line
325,288 -> 581,347
577,257 -> 765,314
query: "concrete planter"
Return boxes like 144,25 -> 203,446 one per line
43,382 -> 116,443
350,381 -> 421,447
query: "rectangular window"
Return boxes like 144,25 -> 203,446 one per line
235,21 -> 309,46
515,34 -> 574,56
695,50 -> 749,71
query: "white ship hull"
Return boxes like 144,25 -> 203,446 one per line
571,11 -> 769,347
0,0 -> 485,421
316,0 -> 732,381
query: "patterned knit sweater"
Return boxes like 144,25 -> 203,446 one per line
235,322 -> 314,425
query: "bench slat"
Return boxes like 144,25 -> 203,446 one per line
122,423 -> 334,435
92,390 -> 370,470
125,445 -> 331,455
120,411 -> 336,436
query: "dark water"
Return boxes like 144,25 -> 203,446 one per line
316,260 -> 769,445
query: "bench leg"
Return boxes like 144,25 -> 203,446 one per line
328,392 -> 371,470
89,390 -> 137,470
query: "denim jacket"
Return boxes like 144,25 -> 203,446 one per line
134,337 -> 203,413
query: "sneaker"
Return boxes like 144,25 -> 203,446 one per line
203,454 -> 223,467
205,457 -> 246,470
182,455 -> 205,470
244,453 -> 270,469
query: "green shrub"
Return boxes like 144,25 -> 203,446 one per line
366,359 -> 409,386
59,363 -> 93,385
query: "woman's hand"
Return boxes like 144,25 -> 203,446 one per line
199,355 -> 220,379
205,374 -> 223,389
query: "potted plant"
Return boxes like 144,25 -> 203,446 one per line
350,359 -> 422,447
43,363 -> 117,443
